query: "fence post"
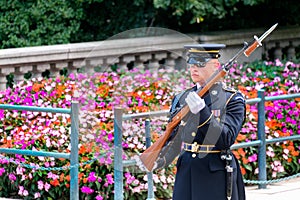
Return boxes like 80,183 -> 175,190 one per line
114,107 -> 124,200
70,101 -> 79,199
257,89 -> 267,189
145,119 -> 155,200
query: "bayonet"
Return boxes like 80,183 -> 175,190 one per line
244,23 -> 278,57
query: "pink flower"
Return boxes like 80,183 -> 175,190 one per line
96,195 -> 104,200
248,154 -> 257,162
267,151 -> 275,157
44,182 -> 51,192
34,192 -> 41,199
9,173 -> 16,181
23,190 -> 29,196
106,174 -> 114,184
276,113 -> 283,120
81,186 -> 94,194
47,172 -> 59,180
38,180 -> 44,190
87,172 -> 97,182
290,101 -> 296,108
0,167 -> 5,176
267,111 -> 274,118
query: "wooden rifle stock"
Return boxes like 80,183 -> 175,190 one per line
244,40 -> 259,57
139,69 -> 227,171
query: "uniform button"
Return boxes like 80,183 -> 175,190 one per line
192,154 -> 196,158
191,132 -> 196,137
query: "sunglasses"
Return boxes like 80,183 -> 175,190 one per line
187,57 -> 211,68
187,63 -> 206,69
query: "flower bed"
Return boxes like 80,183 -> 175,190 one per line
0,60 -> 299,199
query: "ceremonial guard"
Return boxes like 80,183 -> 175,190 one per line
151,44 -> 246,200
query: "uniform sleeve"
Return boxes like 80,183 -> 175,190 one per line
155,92 -> 190,169
155,126 -> 182,169
156,110 -> 202,169
155,93 -> 183,169
198,92 -> 246,149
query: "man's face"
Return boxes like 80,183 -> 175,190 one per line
188,59 -> 220,84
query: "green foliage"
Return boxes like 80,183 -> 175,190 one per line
153,0 -> 263,24
0,0 -> 300,49
0,0 -> 84,48
76,0 -> 156,42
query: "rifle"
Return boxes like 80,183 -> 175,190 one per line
139,23 -> 278,171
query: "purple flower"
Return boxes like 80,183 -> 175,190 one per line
96,195 -> 104,200
290,119 -> 297,125
0,110 -> 4,119
108,133 -> 113,141
81,186 -> 94,194
248,154 -> 258,162
0,167 -> 5,176
33,92 -> 39,100
267,111 -> 274,118
69,73 -> 75,80
26,86 -> 32,92
276,113 -> 283,120
9,173 -> 16,181
23,97 -> 33,105
87,172 -> 97,182
106,174 -> 114,184
290,101 -> 296,108
99,102 -> 106,108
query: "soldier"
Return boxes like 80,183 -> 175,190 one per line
137,44 -> 246,200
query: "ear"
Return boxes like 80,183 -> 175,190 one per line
214,60 -> 220,68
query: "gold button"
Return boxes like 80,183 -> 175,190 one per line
192,154 -> 196,158
191,132 -> 196,137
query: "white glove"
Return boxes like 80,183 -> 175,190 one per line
133,155 -> 157,172
185,91 -> 205,114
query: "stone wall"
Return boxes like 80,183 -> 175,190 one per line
0,26 -> 299,90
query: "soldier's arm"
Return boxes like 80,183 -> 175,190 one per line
155,126 -> 182,169
197,92 -> 246,149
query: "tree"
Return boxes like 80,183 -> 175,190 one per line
153,0 -> 264,24
0,0 -> 84,48
152,0 -> 300,32
75,0 -> 156,42
0,0 -> 299,49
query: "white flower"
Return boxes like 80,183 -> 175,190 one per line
65,94 -> 72,101
45,86 -> 52,91
160,175 -> 166,183
46,139 -> 51,148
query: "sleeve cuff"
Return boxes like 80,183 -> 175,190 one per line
156,157 -> 166,169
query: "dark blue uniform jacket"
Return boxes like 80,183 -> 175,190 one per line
156,82 -> 246,200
